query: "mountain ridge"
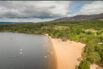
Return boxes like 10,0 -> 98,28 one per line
55,13 -> 103,21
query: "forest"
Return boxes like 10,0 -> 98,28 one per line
0,20 -> 103,69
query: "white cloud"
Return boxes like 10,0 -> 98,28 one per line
67,1 -> 103,17
0,18 -> 54,22
0,1 -> 70,18
69,1 -> 103,17
0,1 -> 103,22
79,1 -> 103,15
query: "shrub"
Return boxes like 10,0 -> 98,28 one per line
78,60 -> 90,69
86,52 -> 101,63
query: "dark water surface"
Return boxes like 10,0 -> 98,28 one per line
0,32 -> 51,69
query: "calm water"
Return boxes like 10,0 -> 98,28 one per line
0,32 -> 51,69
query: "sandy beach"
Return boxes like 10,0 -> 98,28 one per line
48,36 -> 85,69
90,64 -> 103,69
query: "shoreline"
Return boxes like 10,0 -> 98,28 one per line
47,35 -> 57,69
46,35 -> 85,69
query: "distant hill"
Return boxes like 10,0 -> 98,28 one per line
0,22 -> 15,24
0,22 -> 33,24
55,13 -> 103,21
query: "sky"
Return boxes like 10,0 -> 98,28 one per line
0,1 -> 103,22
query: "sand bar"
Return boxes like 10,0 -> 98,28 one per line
48,36 -> 85,69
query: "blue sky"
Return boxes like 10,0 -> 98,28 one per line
69,1 -> 85,14
68,1 -> 93,14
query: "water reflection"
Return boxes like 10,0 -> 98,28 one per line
19,48 -> 23,55
20,48 -> 23,51
20,52 -> 23,55
0,32 -> 50,69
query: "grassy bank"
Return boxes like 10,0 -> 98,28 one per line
0,20 -> 103,68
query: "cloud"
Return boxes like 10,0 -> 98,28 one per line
67,1 -> 103,17
0,1 -> 70,19
0,18 -> 55,22
0,1 -> 103,22
79,1 -> 103,15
